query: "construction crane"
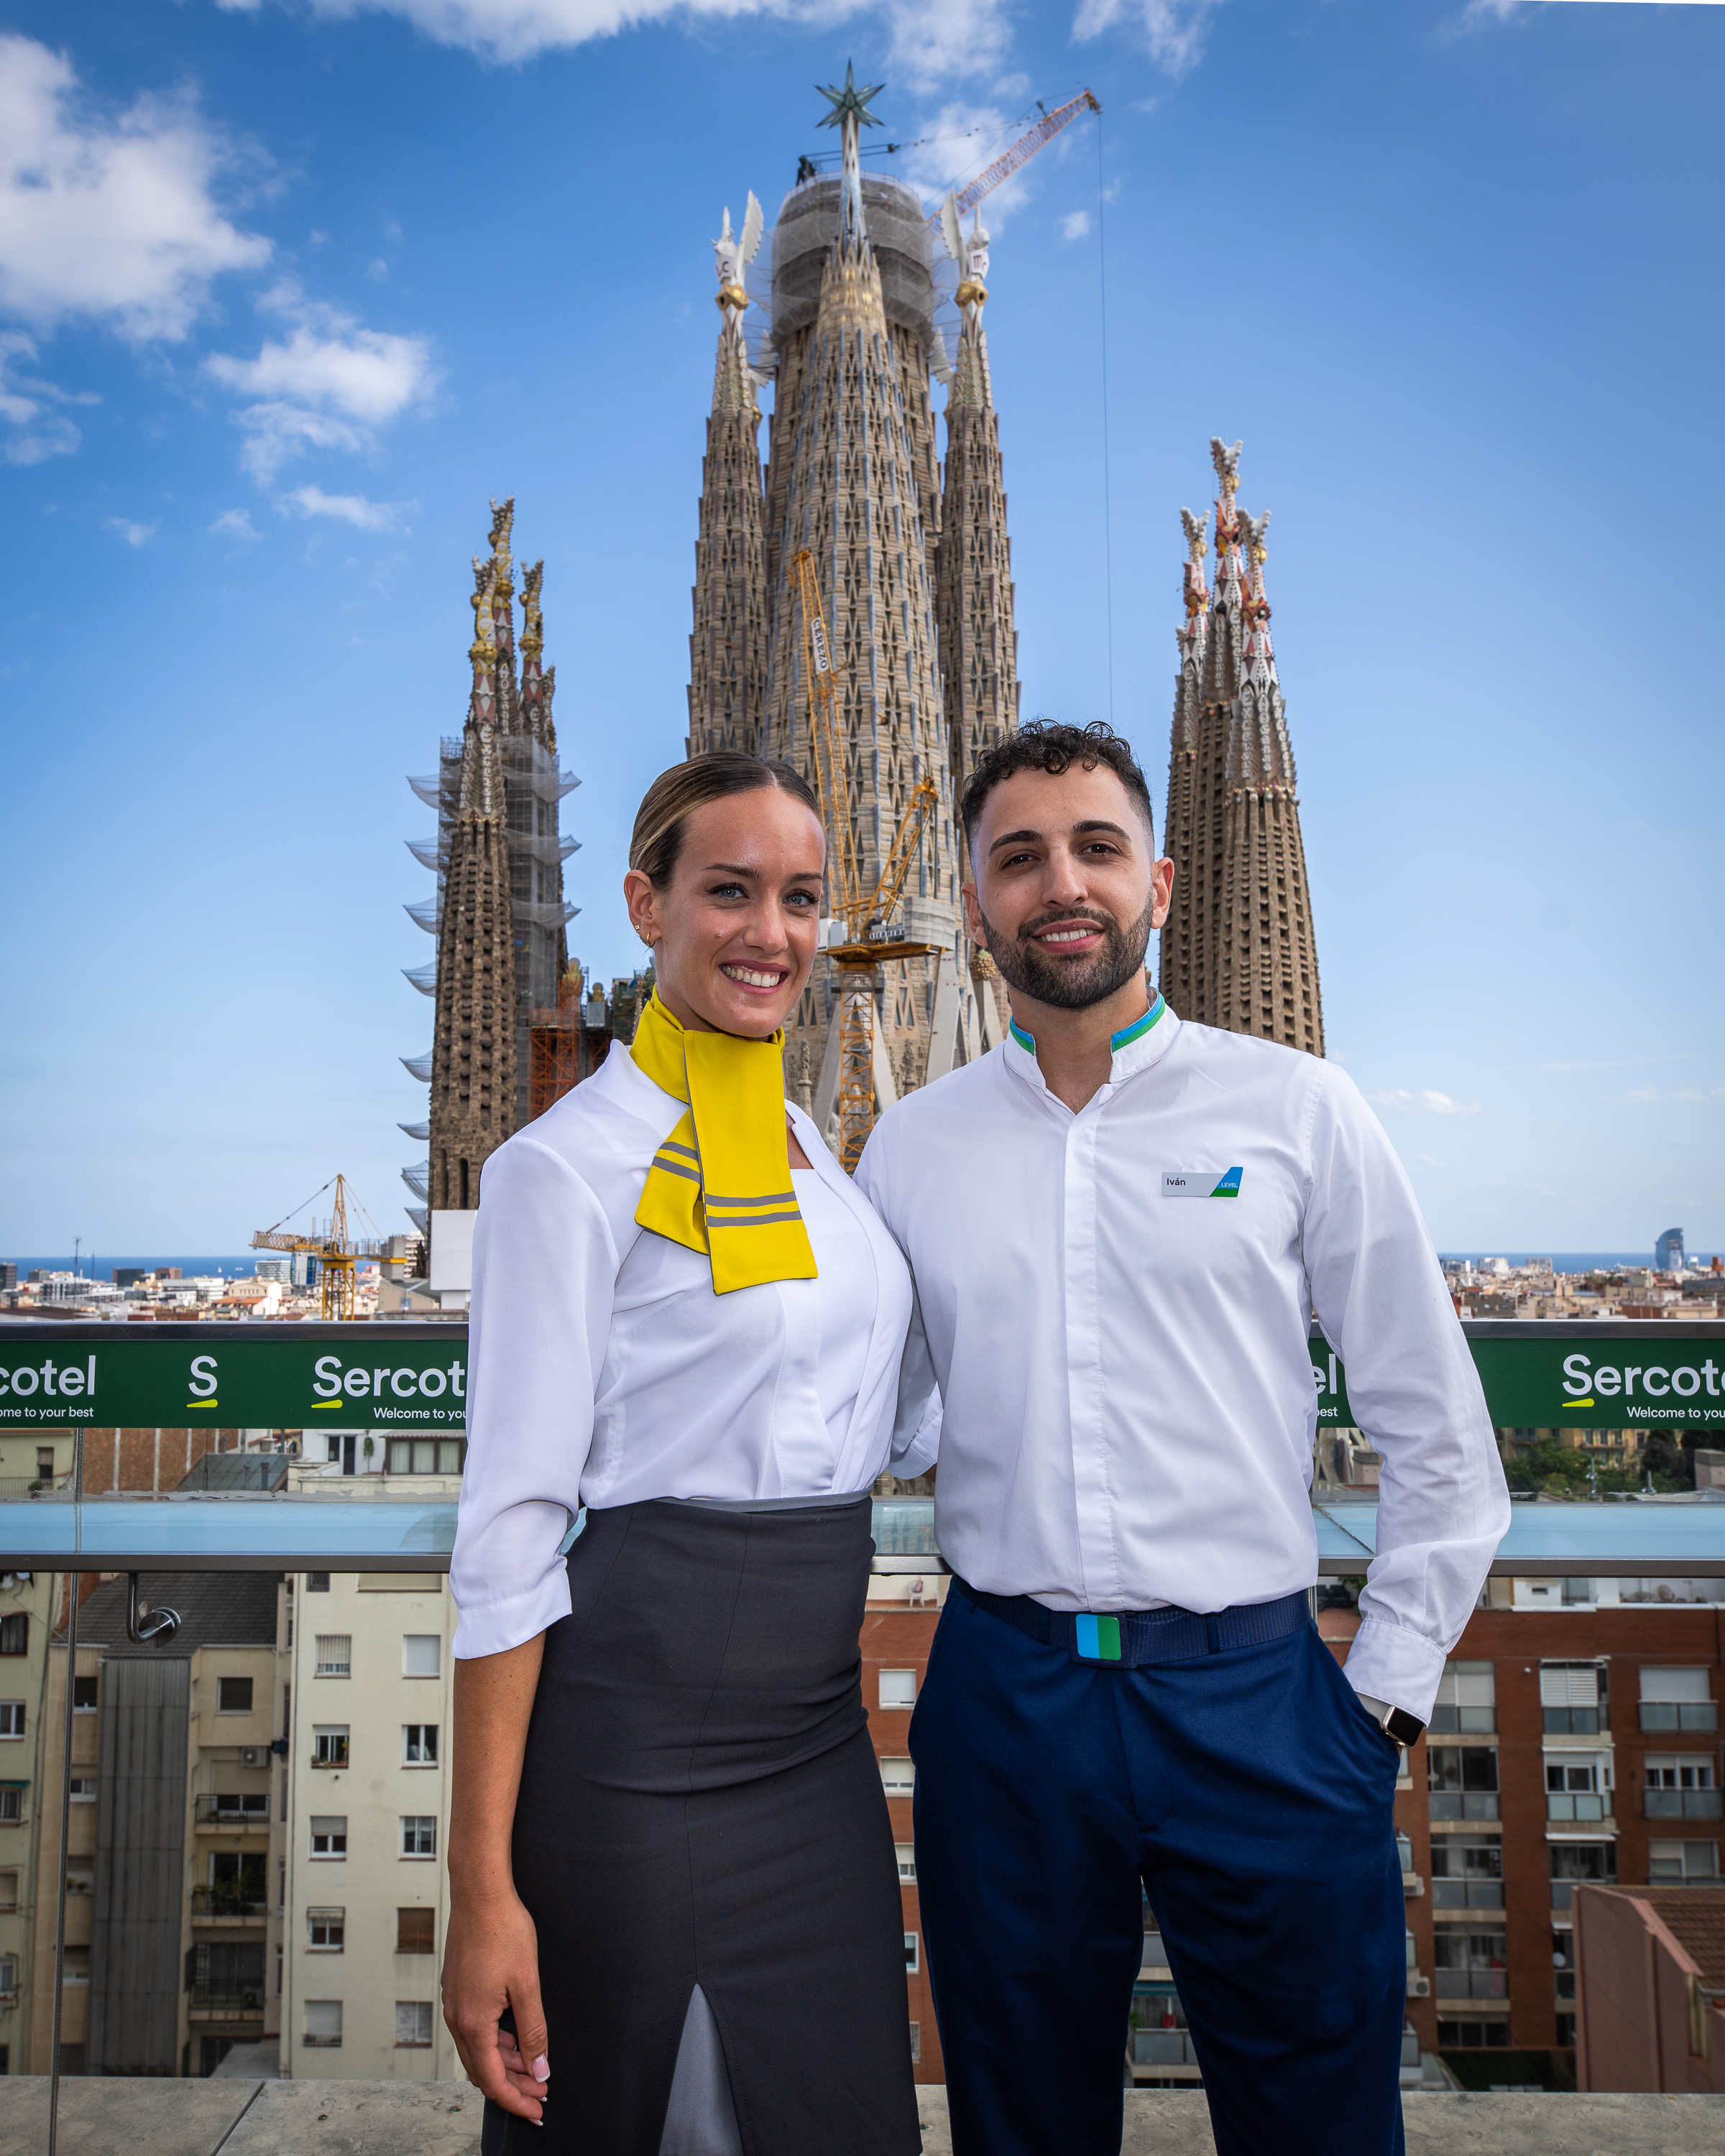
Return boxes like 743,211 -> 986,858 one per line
922,91 -> 1100,239
791,548 -> 940,1173
252,1174 -> 385,1322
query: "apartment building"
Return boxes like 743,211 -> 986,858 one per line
29,1572 -> 284,2076
281,1562 -> 458,2079
1334,1572 -> 1725,2084
0,1570 -> 57,2073
860,1564 -> 948,2085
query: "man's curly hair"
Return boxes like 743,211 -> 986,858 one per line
960,721 -> 1156,857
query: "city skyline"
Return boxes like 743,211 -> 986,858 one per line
1,0 -> 1721,1248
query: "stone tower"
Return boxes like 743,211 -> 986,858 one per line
688,207 -> 769,756
1159,438 -> 1324,1054
428,553 -> 518,1217
404,503 -> 579,1246
758,73 -> 961,1099
934,200 -> 1019,834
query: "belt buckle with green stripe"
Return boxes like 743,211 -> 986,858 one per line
1074,1613 -> 1122,1663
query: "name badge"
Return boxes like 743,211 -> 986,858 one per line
1162,1168 -> 1243,1199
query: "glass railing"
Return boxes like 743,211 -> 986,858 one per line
1430,1881 -> 1504,1909
1644,1789 -> 1722,1819
1639,1703 -> 1719,1731
1131,2029 -> 1200,2066
1427,1794 -> 1501,1820
1434,1970 -> 1509,2000
1547,1793 -> 1614,1822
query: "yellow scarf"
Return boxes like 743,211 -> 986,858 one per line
630,991 -> 818,1295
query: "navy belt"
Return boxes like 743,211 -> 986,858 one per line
952,1576 -> 1311,1668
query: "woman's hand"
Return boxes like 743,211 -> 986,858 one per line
441,1881 -> 551,2122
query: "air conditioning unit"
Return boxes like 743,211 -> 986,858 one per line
239,1747 -> 265,1768
1407,1976 -> 1431,1998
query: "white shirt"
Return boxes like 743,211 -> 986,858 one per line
450,1048 -> 914,1660
855,1002 -> 1509,1723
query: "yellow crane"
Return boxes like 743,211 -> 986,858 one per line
791,548 -> 941,1171
252,1174 -> 385,1322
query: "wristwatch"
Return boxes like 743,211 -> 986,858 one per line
1356,1692 -> 1426,1749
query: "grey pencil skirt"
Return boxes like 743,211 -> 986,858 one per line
479,1491 -> 921,2156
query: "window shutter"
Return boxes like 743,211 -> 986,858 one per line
1539,1664 -> 1599,1709
1640,1667 -> 1711,1704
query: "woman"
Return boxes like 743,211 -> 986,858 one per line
442,752 -> 925,2156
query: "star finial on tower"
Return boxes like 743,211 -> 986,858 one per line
816,62 -> 885,133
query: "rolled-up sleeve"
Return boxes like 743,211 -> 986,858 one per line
1302,1067 -> 1510,1722
451,1135 -> 620,1659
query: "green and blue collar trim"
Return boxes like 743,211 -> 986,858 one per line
1009,992 -> 1167,1061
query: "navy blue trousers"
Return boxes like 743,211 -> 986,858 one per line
910,1589 -> 1406,2156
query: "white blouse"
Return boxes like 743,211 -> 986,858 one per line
450,1046 -> 916,1659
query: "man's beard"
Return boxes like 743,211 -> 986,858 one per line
978,898 -> 1156,1011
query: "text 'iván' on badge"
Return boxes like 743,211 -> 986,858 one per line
1162,1168 -> 1244,1199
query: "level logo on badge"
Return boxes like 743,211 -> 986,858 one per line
1162,1167 -> 1244,1199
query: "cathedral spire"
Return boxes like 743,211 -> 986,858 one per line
817,62 -> 883,248
689,189 -> 768,755
519,558 -> 554,752
936,188 -> 1018,823
1158,507 -> 1208,1018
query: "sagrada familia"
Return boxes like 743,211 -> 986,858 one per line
400,70 -> 1323,1248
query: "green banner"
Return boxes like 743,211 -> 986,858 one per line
0,1335 -> 469,1432
1310,1332 -> 1725,1432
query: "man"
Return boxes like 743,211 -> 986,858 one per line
856,722 -> 1509,2156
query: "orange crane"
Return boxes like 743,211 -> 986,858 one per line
252,1174 -> 385,1322
921,91 -> 1100,239
791,548 -> 939,1172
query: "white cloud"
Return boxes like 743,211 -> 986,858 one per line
104,516 -> 157,546
1073,0 -> 1225,77
1059,209 -> 1090,241
217,0 -> 1016,84
280,484 -> 416,530
207,288 -> 436,480
898,103 -> 1043,229
208,506 -> 261,539
0,34 -> 269,341
1368,1088 -> 1482,1117
0,331 -> 93,464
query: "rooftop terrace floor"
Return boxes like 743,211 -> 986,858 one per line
2,2082 -> 1721,2155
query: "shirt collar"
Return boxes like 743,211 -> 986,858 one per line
1005,992 -> 1179,1101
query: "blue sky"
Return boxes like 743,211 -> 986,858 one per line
0,0 -> 1721,1256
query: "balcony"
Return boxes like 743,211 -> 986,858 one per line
1430,1881 -> 1504,1909
1639,1703 -> 1719,1733
1547,1792 -> 1614,1823
1131,2029 -> 1200,2066
1433,1969 -> 1509,2000
189,1978 -> 265,2016
1427,1794 -> 1500,1821
193,1794 -> 271,1830
190,1886 -> 270,1921
1551,1878 -> 1614,1910
1644,1788 -> 1722,1819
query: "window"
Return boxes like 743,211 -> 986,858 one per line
1547,1761 -> 1601,1793
68,1779 -> 95,1803
1646,1755 -> 1717,1790
315,1635 -> 351,1677
1430,1662 -> 1496,1735
0,1954 -> 16,2000
306,1573 -> 331,1593
303,2000 -> 343,2048
402,1634 -> 441,1679
0,1871 -> 17,1911
1549,1841 -> 1614,1910
403,1725 -> 438,1766
1427,1746 -> 1499,1820
1438,2020 -> 1511,2049
880,1758 -> 914,1796
401,1815 -> 437,1858
313,1725 -> 349,1769
71,1677 -> 97,1713
903,1932 -> 919,1974
1429,1835 -> 1503,1908
395,2000 -> 435,2048
36,1447 -> 55,1479
1639,1667 -> 1717,1733
310,1815 -> 347,1858
879,1669 -> 917,1710
1561,1577 -> 1595,1606
895,1843 -> 916,1884
1649,1840 -> 1719,1883
1432,1931 -> 1508,1999
217,1677 -> 253,1714
0,1705 -> 23,1740
0,1616 -> 25,1657
397,1907 -> 436,1955
0,1790 -> 22,1825
387,1438 -> 466,1475
1540,1662 -> 1606,1735
307,1908 -> 345,1951
908,2021 -> 921,2065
